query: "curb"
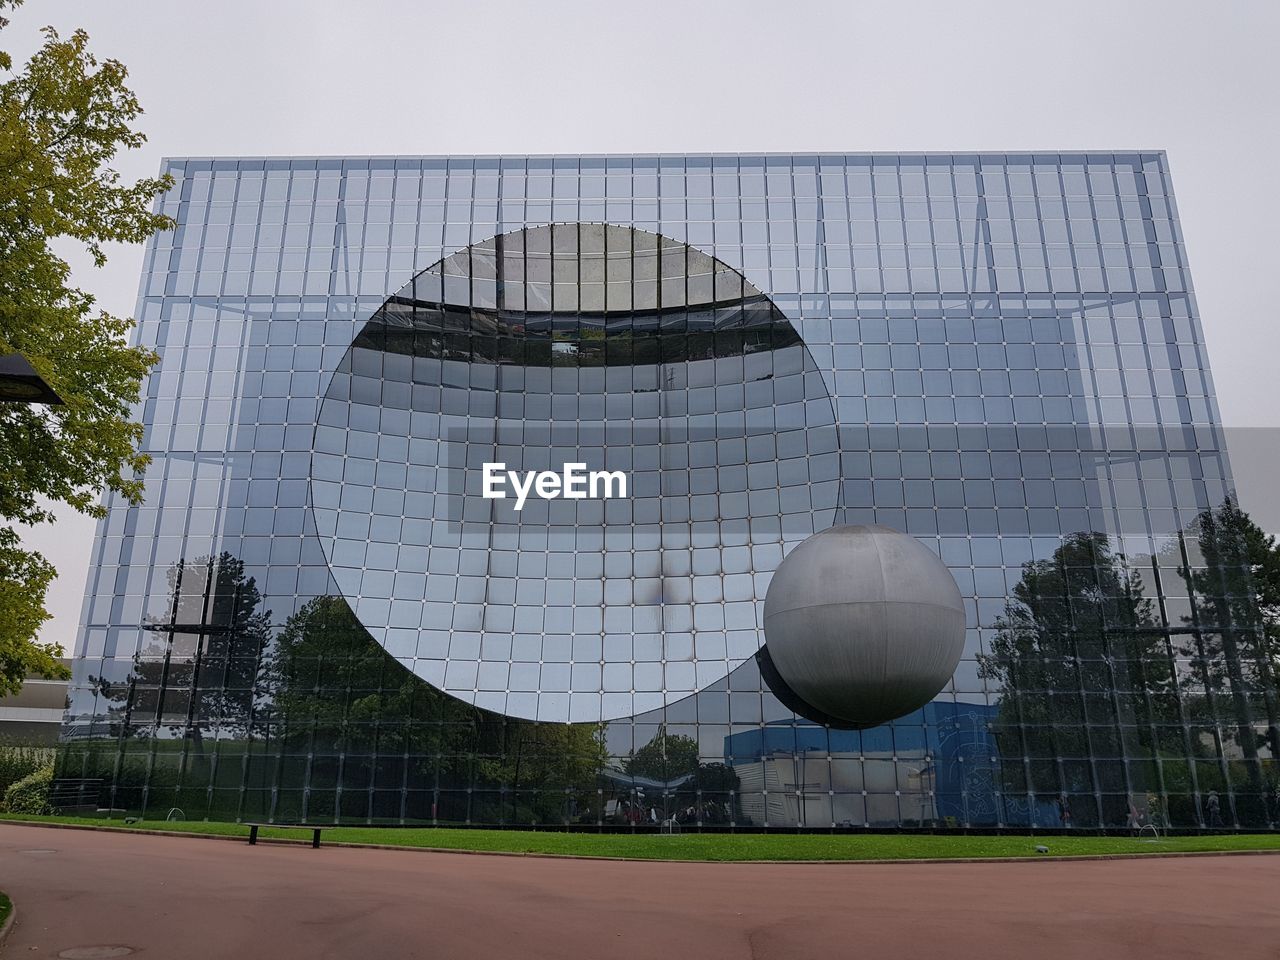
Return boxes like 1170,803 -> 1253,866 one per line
0,898 -> 15,949
2,819 -> 1279,866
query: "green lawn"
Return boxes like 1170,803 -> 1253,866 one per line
2,813 -> 1279,861
0,891 -> 10,926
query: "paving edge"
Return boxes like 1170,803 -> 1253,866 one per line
0,898 -> 15,948
1,819 -> 1279,866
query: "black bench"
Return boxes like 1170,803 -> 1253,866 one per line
243,823 -> 334,849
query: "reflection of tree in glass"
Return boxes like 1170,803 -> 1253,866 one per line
271,595 -> 608,825
978,532 -> 1176,825
1171,498 -> 1280,812
621,726 -> 740,825
473,722 -> 609,826
270,595 -> 474,756
624,727 -> 700,781
93,552 -> 273,748
979,500 -> 1280,828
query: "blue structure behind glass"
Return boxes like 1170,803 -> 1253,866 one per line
58,152 -> 1279,831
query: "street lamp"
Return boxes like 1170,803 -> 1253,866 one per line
0,353 -> 63,404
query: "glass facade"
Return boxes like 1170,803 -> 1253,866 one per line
60,153 -> 1280,830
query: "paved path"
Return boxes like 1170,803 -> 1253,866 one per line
1,825 -> 1277,960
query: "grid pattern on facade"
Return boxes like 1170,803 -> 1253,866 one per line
59,154 -> 1278,830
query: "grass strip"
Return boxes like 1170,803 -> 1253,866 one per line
3,813 -> 1279,862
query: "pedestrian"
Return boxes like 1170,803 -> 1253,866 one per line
1126,796 -> 1142,834
1206,790 -> 1223,828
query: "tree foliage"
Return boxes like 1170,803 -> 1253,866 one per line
92,553 -> 273,745
0,526 -> 56,694
624,727 -> 700,781
0,0 -> 172,689
979,502 -> 1280,825
977,532 -> 1176,823
979,532 -> 1171,731
1173,497 -> 1280,764
270,593 -> 610,823
270,594 -> 476,757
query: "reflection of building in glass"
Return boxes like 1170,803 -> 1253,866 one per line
0,662 -> 69,745
58,153 -> 1279,830
725,702 -> 1001,827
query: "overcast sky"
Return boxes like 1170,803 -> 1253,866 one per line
7,0 -> 1279,652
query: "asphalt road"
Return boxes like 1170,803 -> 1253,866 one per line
0,824 -> 1276,960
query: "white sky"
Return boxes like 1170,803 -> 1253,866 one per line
6,0 -> 1279,653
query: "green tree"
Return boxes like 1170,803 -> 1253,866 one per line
92,553 -> 274,747
0,0 -> 172,690
270,594 -> 476,757
0,527 -> 57,694
270,596 -> 609,824
624,726 -> 700,781
1174,498 -> 1280,781
475,721 -> 609,825
978,532 -> 1178,824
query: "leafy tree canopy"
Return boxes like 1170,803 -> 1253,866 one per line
271,594 -> 491,765
624,727 -> 700,782
0,526 -> 55,695
91,553 -> 273,742
1175,497 -> 1280,760
0,0 -> 172,690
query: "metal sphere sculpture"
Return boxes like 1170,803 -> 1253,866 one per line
761,525 -> 965,728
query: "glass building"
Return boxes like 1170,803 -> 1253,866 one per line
59,153 -> 1280,831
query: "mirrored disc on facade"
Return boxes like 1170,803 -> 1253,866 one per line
310,224 -> 839,722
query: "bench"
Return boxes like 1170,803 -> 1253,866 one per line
243,823 -> 335,849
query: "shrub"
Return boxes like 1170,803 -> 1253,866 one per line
0,742 -> 54,796
3,765 -> 54,815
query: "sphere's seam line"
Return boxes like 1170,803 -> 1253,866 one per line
764,599 -> 967,616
